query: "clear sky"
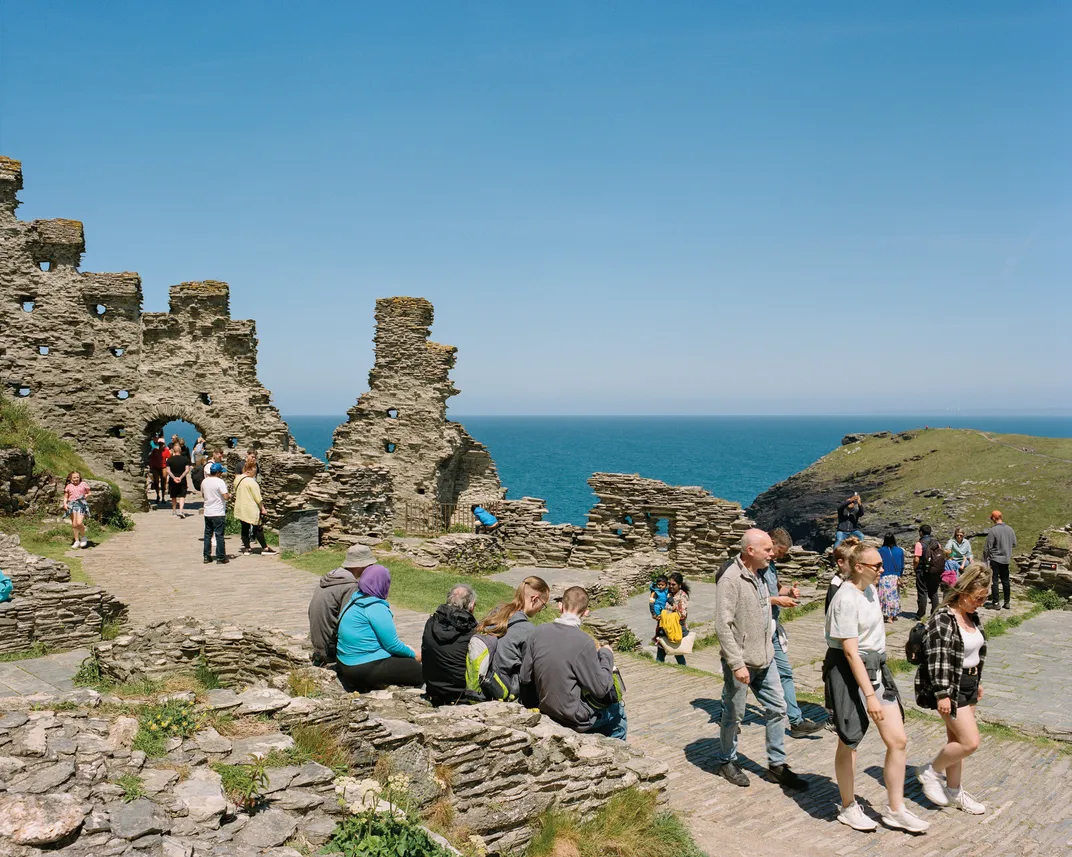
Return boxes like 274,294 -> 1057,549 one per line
1,2 -> 1068,415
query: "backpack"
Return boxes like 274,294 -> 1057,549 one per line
583,667 -> 627,711
465,633 -> 511,701
658,610 -> 683,644
924,539 -> 945,576
905,621 -> 927,665
191,465 -> 205,492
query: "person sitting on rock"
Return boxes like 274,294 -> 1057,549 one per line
520,586 -> 627,740
335,565 -> 423,693
834,493 -> 865,547
421,583 -> 478,706
308,544 -> 375,666
473,575 -> 550,701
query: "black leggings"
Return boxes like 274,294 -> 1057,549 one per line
241,521 -> 267,550
336,656 -> 423,693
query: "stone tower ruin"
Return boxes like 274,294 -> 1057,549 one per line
326,297 -> 503,512
0,156 -> 299,505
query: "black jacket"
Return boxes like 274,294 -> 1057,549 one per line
421,604 -> 477,704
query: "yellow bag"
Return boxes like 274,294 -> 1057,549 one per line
658,609 -> 683,644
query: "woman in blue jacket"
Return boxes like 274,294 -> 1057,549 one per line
335,565 -> 423,693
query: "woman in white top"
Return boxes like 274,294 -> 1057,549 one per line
914,563 -> 990,816
823,544 -> 928,834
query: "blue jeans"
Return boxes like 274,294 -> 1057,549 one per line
204,515 -> 226,560
772,633 -> 802,726
588,702 -> 628,740
715,658 -> 787,767
834,529 -> 864,547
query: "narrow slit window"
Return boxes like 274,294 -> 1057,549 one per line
384,441 -> 397,453
227,437 -> 239,448
201,393 -> 213,405
95,305 -> 107,317
386,408 -> 399,419
112,461 -> 125,471
37,261 -> 51,272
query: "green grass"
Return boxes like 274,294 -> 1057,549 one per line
0,393 -> 96,480
265,724 -> 351,774
282,549 -> 554,623
114,773 -> 145,803
810,428 -> 1072,554
692,630 -> 719,651
0,516 -> 130,585
0,642 -> 50,662
779,599 -> 823,624
525,787 -> 706,857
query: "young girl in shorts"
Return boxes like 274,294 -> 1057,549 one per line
63,471 -> 91,548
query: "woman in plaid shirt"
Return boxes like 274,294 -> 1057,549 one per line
914,563 -> 990,815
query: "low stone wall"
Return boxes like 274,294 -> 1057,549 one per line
1014,525 -> 1072,598
496,497 -> 584,567
0,535 -> 127,654
0,618 -> 670,856
394,533 -> 508,575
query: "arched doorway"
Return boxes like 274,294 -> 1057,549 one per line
143,415 -> 209,507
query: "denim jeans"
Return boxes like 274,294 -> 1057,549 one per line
771,634 -> 802,725
834,529 -> 865,547
204,515 -> 226,560
715,658 -> 787,767
588,702 -> 628,740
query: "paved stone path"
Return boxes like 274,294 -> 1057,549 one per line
5,518 -> 1064,854
0,648 -> 88,697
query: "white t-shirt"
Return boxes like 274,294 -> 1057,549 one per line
825,583 -> 885,654
960,624 -> 984,668
201,476 -> 229,517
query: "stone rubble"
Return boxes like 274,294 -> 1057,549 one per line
0,617 -> 667,857
0,534 -> 128,655
1013,524 -> 1072,598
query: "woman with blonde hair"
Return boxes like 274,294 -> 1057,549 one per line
233,459 -> 274,555
824,543 -> 928,833
914,562 -> 990,815
824,535 -> 861,613
474,575 -> 550,701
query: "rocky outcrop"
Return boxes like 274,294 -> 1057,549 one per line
0,619 -> 667,856
0,534 -> 127,655
0,448 -> 119,520
1014,525 -> 1072,598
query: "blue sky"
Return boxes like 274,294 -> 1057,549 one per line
2,2 -> 1068,415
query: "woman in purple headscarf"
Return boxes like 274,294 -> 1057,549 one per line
334,564 -> 423,693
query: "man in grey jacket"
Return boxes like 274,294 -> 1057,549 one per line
984,509 -> 1017,610
307,544 -> 373,666
714,529 -> 808,790
520,587 -> 627,740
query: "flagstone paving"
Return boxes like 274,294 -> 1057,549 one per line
4,514 -> 1066,854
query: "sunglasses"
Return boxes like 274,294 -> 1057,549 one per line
856,561 -> 884,571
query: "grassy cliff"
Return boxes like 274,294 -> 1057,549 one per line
748,428 -> 1072,554
0,393 -> 96,479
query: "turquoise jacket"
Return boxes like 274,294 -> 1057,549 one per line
336,594 -> 416,666
0,570 -> 12,603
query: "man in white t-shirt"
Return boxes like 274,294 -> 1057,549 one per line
202,463 -> 230,565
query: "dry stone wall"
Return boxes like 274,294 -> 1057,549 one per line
0,534 -> 127,654
1014,524 -> 1072,598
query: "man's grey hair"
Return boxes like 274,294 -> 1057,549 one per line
447,583 -> 477,612
739,528 -> 769,552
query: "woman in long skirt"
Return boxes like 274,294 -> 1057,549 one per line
877,533 -> 904,622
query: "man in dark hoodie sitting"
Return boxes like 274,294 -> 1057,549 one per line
520,586 -> 627,740
421,583 -> 478,706
307,544 -> 373,666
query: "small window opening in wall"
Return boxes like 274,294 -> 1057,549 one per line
363,503 -> 377,514
16,386 -> 30,397
22,300 -> 35,312
227,437 -> 239,448
112,461 -> 125,472
386,408 -> 399,419
200,392 -> 213,405
110,347 -> 125,357
37,261 -> 51,272
95,305 -> 107,317
384,441 -> 397,453
108,426 -> 126,438
115,390 -> 130,400
38,346 -> 49,355
416,487 -> 426,495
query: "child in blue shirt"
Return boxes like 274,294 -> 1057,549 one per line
649,575 -> 669,643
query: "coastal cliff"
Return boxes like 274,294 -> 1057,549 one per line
747,428 -> 1072,554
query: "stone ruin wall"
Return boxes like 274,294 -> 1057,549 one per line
1014,524 -> 1072,598
0,156 -> 299,508
0,534 -> 128,654
497,472 -> 825,578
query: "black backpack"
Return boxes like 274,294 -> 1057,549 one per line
924,539 -> 945,576
905,621 -> 927,665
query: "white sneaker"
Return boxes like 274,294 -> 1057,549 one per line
947,788 -> 985,815
79,539 -> 88,548
882,805 -> 930,834
837,801 -> 878,831
916,763 -> 950,806
71,539 -> 80,548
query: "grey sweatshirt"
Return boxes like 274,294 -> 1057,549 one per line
489,611 -> 536,700
307,568 -> 359,663
519,615 -> 615,731
715,556 -> 775,671
984,523 -> 1017,564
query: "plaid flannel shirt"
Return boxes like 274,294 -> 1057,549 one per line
914,606 -> 986,717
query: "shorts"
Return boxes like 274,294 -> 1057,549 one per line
957,670 -> 980,708
168,478 -> 188,499
66,498 -> 90,518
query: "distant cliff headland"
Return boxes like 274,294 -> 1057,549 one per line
748,428 -> 1072,554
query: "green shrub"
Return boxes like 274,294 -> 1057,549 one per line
614,629 -> 639,652
132,699 -> 201,757
115,773 -> 145,803
1027,588 -> 1064,610
211,757 -> 270,811
327,813 -> 453,857
194,658 -> 221,690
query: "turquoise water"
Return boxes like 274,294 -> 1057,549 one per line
283,415 -> 1072,525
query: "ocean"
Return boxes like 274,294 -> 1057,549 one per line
278,415 -> 1072,526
